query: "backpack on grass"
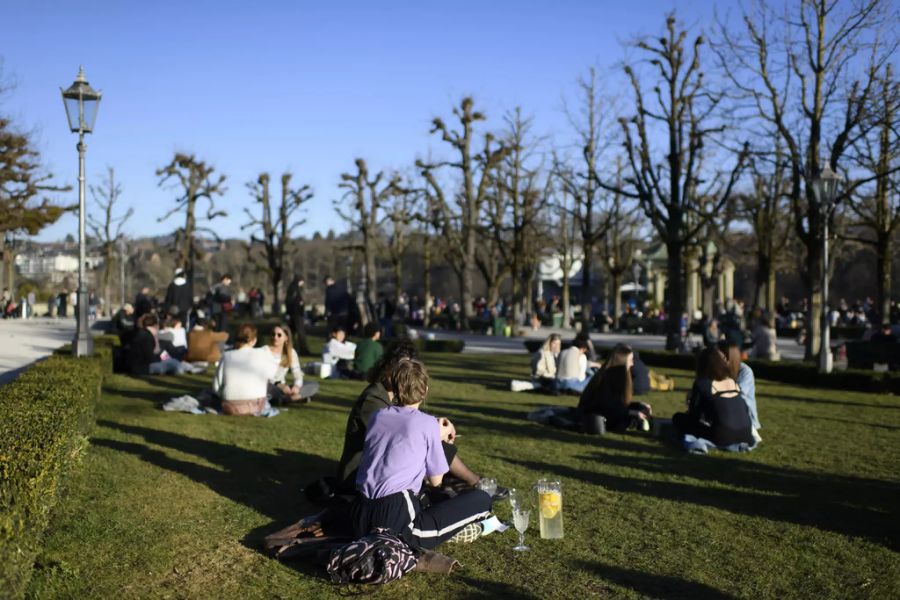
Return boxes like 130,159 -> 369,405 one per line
325,528 -> 417,586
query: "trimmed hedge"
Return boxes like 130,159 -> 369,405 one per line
0,337 -> 113,598
416,339 -> 465,353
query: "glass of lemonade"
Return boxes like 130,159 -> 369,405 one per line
534,479 -> 564,539
512,508 -> 530,551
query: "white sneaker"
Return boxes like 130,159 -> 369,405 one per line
510,380 -> 535,392
752,428 -> 763,443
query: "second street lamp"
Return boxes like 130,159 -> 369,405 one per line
61,66 -> 102,357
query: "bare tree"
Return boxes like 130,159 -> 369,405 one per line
417,97 -> 509,329
715,0 -> 896,357
601,157 -> 641,328
337,158 -> 400,308
739,142 -> 793,312
156,153 -> 226,296
88,167 -> 132,314
552,184 -> 580,328
383,176 -> 417,302
600,14 -> 748,348
244,172 -> 313,315
486,108 -> 550,330
844,64 -> 900,325
557,68 -> 618,332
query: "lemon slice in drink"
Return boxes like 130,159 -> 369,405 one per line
539,491 -> 561,519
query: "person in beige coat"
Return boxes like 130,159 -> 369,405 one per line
511,334 -> 561,393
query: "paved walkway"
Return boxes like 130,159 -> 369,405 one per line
426,326 -> 807,361
0,318 -> 76,385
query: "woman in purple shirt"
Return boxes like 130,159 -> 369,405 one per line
348,359 -> 492,550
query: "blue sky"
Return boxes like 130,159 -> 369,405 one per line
2,0 -> 715,242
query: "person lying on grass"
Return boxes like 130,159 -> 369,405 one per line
348,358 -> 493,550
336,338 -> 504,499
266,323 -> 319,404
672,346 -> 753,446
213,323 -> 278,416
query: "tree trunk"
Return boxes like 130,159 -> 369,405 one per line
804,243 -> 823,360
272,273 -> 281,317
511,270 -> 521,332
665,240 -> 685,350
755,252 -> 772,311
612,271 -> 623,330
876,234 -> 891,325
460,264 -> 473,330
423,239 -> 432,328
580,243 -> 593,332
561,264 -> 571,330
364,241 -> 377,308
393,257 -> 402,304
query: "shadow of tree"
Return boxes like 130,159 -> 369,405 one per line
576,560 -> 739,600
92,420 -> 336,527
503,454 -> 900,552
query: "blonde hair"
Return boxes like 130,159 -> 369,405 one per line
542,333 -> 561,353
272,324 -> 294,368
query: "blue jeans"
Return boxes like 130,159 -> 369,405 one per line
149,358 -> 190,375
558,377 -> 589,393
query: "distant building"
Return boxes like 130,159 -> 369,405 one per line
15,252 -> 104,284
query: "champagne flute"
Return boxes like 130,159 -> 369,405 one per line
508,487 -> 519,512
512,508 -> 530,551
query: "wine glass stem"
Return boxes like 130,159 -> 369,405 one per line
518,531 -> 524,547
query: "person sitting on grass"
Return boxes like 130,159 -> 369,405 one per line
347,358 -> 493,550
125,313 -> 195,376
556,337 -> 592,393
266,324 -> 319,404
578,344 -> 652,433
184,315 -> 228,365
352,322 -> 384,379
718,340 -> 761,443
672,346 -> 753,447
322,325 -> 357,378
213,323 -> 278,416
158,316 -> 188,361
510,333 -> 560,393
336,339 -> 499,499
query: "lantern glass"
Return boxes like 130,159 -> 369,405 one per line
61,68 -> 101,133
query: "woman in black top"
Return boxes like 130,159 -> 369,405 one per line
578,344 -> 652,433
672,346 -> 753,446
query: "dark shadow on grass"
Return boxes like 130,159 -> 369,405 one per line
758,393 -> 900,411
454,575 -> 538,599
576,561 -> 738,600
92,420 -> 336,526
504,454 -> 900,552
802,415 -> 900,431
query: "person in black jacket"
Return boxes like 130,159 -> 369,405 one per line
672,346 -> 753,446
134,286 -> 154,321
285,275 -> 310,355
164,268 -> 192,323
577,344 -> 652,433
125,313 -> 193,376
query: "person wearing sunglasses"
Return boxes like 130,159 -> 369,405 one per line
267,324 -> 319,403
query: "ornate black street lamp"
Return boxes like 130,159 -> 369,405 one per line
61,66 -> 101,357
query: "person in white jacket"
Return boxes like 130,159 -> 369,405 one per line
322,325 -> 357,378
511,334 -> 561,393
213,323 -> 278,415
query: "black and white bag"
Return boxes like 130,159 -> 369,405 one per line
325,528 -> 418,585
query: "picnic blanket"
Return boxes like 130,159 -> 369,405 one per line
161,395 -> 280,418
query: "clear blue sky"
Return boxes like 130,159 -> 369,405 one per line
3,0 -> 715,242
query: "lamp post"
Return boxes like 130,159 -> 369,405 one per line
61,66 -> 101,357
812,162 -> 843,374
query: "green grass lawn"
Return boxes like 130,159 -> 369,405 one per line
26,348 -> 900,599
